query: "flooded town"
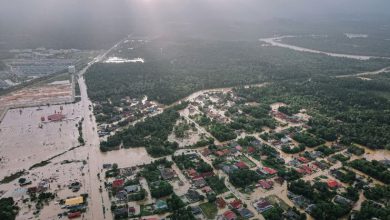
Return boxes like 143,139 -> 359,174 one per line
1,1 -> 390,220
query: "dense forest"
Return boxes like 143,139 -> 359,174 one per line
85,39 -> 390,105
235,74 -> 390,150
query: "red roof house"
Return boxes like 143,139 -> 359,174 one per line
327,180 -> 340,188
229,199 -> 242,209
187,168 -> 198,177
263,167 -> 277,175
247,147 -> 256,154
112,179 -> 124,188
298,157 -> 310,163
235,161 -> 248,169
68,211 -> 81,219
215,151 -> 225,157
223,210 -> 237,220
48,113 -> 65,121
216,197 -> 227,208
235,145 -> 243,151
258,180 -> 274,189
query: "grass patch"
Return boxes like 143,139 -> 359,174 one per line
199,202 -> 218,219
140,204 -> 154,216
237,155 -> 256,168
266,195 -> 290,210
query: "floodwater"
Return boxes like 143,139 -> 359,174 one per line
336,66 -> 390,78
0,104 -> 81,179
104,57 -> 144,63
345,33 -> 368,39
259,36 -> 374,60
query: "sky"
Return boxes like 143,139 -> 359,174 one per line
0,0 -> 389,49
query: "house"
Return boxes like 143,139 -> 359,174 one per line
222,149 -> 231,155
202,186 -> 213,194
334,195 -> 352,206
305,204 -> 316,214
222,165 -> 237,174
186,190 -> 201,202
327,180 -> 340,189
128,207 -> 136,215
223,210 -> 237,220
291,195 -> 306,208
215,151 -> 225,157
27,186 -> 38,194
112,179 -> 125,189
238,208 -> 254,219
298,157 -> 310,164
299,165 -> 312,175
254,199 -> 273,213
193,177 -> 207,188
263,167 -> 277,175
65,196 -> 84,206
200,171 -> 215,178
235,145 -> 243,151
160,168 -> 176,180
48,113 -> 65,121
187,168 -> 198,177
258,180 -> 274,190
124,185 -> 139,193
191,206 -> 202,215
155,200 -> 168,210
114,207 -> 128,218
235,161 -> 248,169
202,148 -> 211,157
309,151 -> 323,159
284,210 -> 301,220
247,147 -> 256,154
216,197 -> 227,208
229,199 -> 242,210
116,190 -> 128,200
68,211 -> 81,219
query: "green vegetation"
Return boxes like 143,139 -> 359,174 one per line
101,106 -> 185,157
128,188 -> 146,201
278,105 -> 300,116
0,197 -> 19,220
364,185 -> 390,203
347,145 -> 365,156
235,76 -> 390,150
150,181 -> 173,198
288,180 -> 351,219
167,194 -> 185,211
0,171 -> 26,184
229,169 -> 260,188
349,159 -> 390,184
205,176 -> 228,194
140,158 -> 173,182
85,39 -> 390,105
282,144 -> 305,154
353,200 -> 390,220
263,206 -> 284,220
168,207 -> 195,220
199,202 -> 218,219
292,132 -> 325,148
208,122 -> 237,142
316,145 -> 336,156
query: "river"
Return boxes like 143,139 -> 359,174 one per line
259,36 -> 383,60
